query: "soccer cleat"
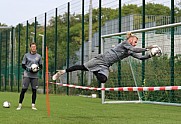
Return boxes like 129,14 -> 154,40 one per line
52,70 -> 65,80
16,104 -> 22,110
32,104 -> 37,110
32,106 -> 37,110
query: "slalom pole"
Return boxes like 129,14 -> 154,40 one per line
46,46 -> 50,116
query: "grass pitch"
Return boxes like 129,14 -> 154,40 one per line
0,92 -> 180,124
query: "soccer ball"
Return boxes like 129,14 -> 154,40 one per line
3,101 -> 11,108
31,64 -> 39,72
150,46 -> 162,57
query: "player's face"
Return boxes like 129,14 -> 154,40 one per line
129,37 -> 138,47
30,44 -> 37,53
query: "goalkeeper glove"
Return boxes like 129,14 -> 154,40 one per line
109,66 -> 113,72
26,67 -> 32,72
146,45 -> 158,51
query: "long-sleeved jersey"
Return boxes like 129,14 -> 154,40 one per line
95,40 -> 150,66
22,52 -> 42,78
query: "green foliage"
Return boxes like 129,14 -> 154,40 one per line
144,3 -> 170,16
122,4 -> 141,16
0,23 -> 7,26
12,2 -> 181,72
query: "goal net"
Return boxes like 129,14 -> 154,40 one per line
101,22 -> 181,106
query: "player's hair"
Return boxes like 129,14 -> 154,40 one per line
126,32 -> 138,40
30,42 -> 36,47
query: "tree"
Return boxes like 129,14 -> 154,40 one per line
0,22 -> 7,26
122,4 -> 141,16
144,3 -> 170,16
175,1 -> 181,17
14,2 -> 180,74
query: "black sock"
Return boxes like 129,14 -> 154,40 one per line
32,89 -> 37,104
66,65 -> 88,72
19,89 -> 27,103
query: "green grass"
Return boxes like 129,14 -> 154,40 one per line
0,92 -> 181,124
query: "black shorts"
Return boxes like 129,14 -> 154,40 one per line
22,77 -> 38,89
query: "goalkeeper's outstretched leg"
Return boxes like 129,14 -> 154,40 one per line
52,65 -> 108,83
52,65 -> 88,80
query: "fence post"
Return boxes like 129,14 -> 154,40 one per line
5,30 -> 8,91
170,0 -> 175,102
54,8 -> 58,94
11,27 -> 14,92
67,2 -> 70,95
98,0 -> 102,98
81,0 -> 85,87
141,0 -> 146,100
0,32 -> 2,91
18,24 -> 21,92
34,17 -> 37,43
117,0 -> 122,99
26,20 -> 29,53
44,12 -> 47,94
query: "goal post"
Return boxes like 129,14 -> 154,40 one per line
101,22 -> 181,39
101,22 -> 181,106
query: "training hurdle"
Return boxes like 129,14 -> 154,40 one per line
50,82 -> 181,106
50,82 -> 181,91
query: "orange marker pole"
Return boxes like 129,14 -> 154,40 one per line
46,46 -> 50,116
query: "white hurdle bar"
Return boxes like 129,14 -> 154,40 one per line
50,82 -> 181,106
50,82 -> 181,91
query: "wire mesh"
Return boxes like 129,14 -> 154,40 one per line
1,0 -> 180,101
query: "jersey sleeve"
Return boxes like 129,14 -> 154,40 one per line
38,55 -> 43,70
22,54 -> 27,64
39,55 -> 43,65
130,52 -> 151,60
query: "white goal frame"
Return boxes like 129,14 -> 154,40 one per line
101,22 -> 181,106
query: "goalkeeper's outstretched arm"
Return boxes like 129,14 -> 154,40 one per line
130,52 -> 151,60
122,40 -> 148,53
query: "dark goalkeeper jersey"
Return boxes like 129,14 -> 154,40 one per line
22,52 -> 42,78
95,40 -> 150,66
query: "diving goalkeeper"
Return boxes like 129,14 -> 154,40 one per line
52,32 -> 160,83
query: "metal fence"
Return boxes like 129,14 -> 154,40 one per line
0,0 -> 181,103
